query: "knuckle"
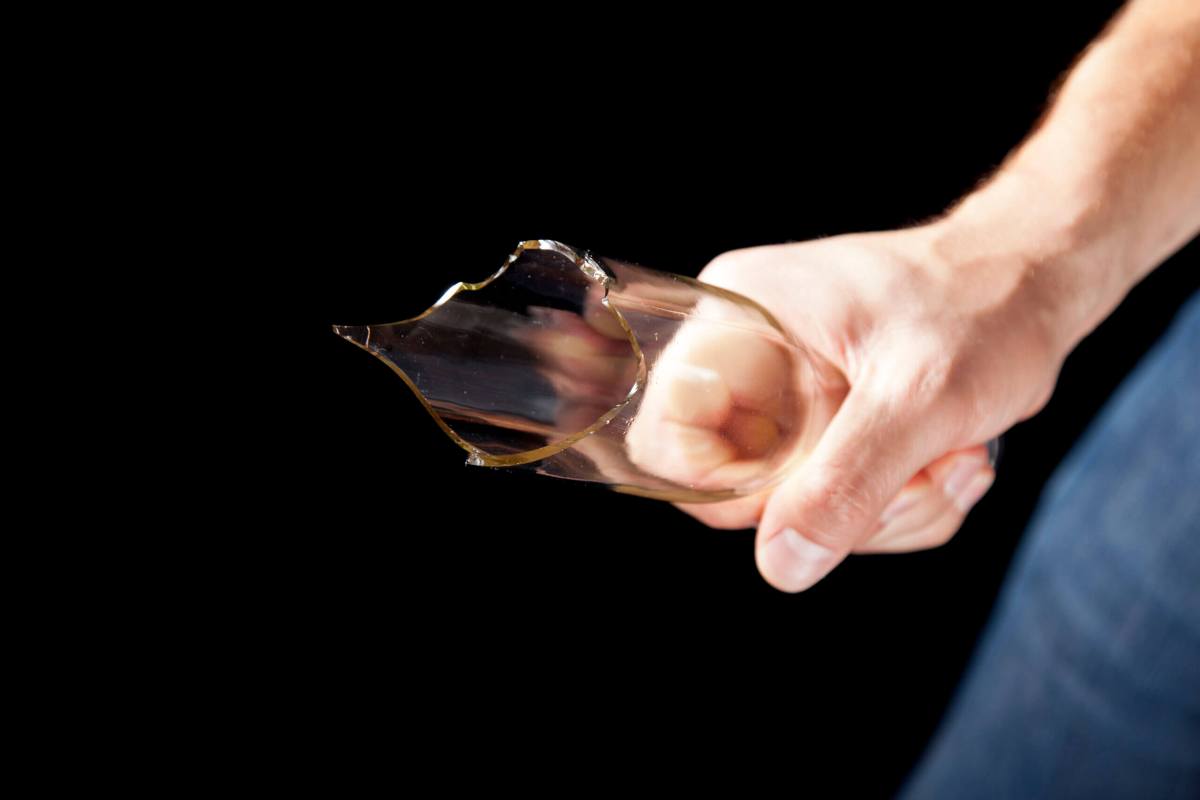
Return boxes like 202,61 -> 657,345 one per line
1021,380 -> 1056,420
926,523 -> 959,549
698,250 -> 750,283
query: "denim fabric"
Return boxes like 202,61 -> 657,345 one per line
900,289 -> 1200,799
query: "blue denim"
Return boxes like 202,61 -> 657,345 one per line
899,288 -> 1200,800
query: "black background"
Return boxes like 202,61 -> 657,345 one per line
250,4 -> 1199,793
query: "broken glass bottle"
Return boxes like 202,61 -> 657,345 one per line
332,239 -> 993,502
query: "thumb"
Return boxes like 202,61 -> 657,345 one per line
755,384 -> 945,592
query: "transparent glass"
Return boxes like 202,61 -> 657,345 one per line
332,239 -> 994,502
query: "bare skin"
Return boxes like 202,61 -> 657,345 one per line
671,0 -> 1200,591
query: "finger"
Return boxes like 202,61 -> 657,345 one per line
626,420 -> 738,487
724,409 -> 781,458
670,319 -> 791,417
856,447 -> 991,553
626,315 -> 794,493
673,490 -> 769,530
754,383 -> 949,592
659,362 -> 734,429
877,444 -> 989,528
858,465 -> 994,553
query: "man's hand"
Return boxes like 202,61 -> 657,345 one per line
673,0 -> 1200,592
671,226 -> 1060,591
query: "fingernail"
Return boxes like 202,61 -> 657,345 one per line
758,528 -> 841,592
880,491 -> 920,524
953,471 -> 994,513
943,457 -> 981,499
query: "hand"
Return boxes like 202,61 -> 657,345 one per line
673,224 -> 1065,591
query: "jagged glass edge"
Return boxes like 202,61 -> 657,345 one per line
332,239 -> 648,468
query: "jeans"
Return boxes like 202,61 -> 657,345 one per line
899,288 -> 1200,799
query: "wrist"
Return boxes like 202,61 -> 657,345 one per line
923,168 -> 1139,361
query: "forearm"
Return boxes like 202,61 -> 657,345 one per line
931,0 -> 1200,357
